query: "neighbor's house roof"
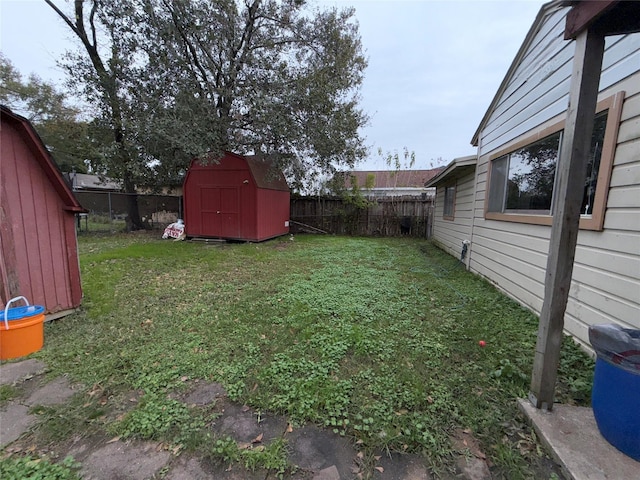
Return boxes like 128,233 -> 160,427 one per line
0,105 -> 86,213
67,172 -> 122,191
343,169 -> 443,190
425,156 -> 477,187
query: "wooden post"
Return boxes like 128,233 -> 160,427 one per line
529,27 -> 605,410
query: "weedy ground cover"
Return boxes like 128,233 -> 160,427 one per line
30,234 -> 592,478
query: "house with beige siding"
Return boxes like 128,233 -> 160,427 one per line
430,1 -> 640,350
425,156 -> 476,269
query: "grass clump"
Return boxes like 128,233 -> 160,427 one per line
0,455 -> 81,480
207,436 -> 289,477
113,392 -> 205,445
0,384 -> 20,407
35,234 -> 594,477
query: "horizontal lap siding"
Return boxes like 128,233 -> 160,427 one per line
469,223 -> 548,313
480,8 -> 568,154
472,83 -> 640,347
479,8 -> 640,155
472,4 -> 640,348
431,170 -> 475,262
570,79 -> 640,347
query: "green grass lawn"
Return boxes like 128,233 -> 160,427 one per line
76,215 -> 127,234
35,234 -> 593,478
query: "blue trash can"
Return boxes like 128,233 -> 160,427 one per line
589,324 -> 640,461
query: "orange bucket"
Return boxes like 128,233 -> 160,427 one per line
1,296 -> 45,360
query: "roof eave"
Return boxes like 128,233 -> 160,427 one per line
425,156 -> 477,187
1,105 -> 87,213
470,0 -> 566,147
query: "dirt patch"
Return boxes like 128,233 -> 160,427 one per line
184,381 -> 227,405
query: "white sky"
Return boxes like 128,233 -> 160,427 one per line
0,0 -> 547,170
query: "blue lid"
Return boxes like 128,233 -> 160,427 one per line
3,305 -> 45,321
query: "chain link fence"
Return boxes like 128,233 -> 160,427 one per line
74,191 -> 182,231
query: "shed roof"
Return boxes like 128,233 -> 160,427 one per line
192,151 -> 289,192
1,105 -> 86,213
424,156 -> 477,187
244,155 -> 290,191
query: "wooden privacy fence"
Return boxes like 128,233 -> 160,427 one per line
290,196 -> 435,238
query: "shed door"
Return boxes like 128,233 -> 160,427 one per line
200,187 -> 240,238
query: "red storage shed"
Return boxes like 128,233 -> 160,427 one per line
183,152 -> 290,242
1,106 -> 86,318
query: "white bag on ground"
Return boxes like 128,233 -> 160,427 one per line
162,219 -> 185,240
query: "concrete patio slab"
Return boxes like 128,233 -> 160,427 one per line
517,398 -> 639,480
0,403 -> 35,447
313,465 -> 340,480
0,359 -> 46,385
373,453 -> 433,479
287,424 -> 357,475
211,402 -> 288,444
76,440 -> 171,480
166,456 -> 212,480
25,377 -> 76,406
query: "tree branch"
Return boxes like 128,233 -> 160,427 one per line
43,0 -> 81,38
89,1 -> 98,49
162,0 -> 211,89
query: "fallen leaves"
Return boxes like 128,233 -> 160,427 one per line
237,434 -> 265,452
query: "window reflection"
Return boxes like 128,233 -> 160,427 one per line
505,132 -> 561,212
488,110 -> 608,215
582,111 -> 608,215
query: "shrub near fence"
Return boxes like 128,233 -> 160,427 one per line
290,196 -> 435,238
